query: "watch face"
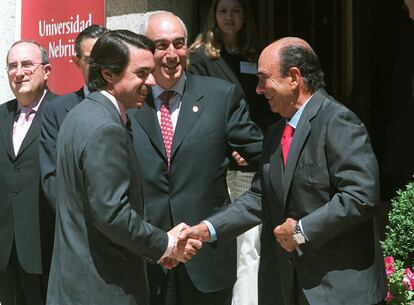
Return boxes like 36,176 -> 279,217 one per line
293,233 -> 305,244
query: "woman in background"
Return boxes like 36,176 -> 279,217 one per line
188,1 -> 280,305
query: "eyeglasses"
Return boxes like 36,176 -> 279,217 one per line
6,60 -> 46,75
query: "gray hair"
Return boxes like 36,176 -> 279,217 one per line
6,40 -> 49,65
140,11 -> 188,39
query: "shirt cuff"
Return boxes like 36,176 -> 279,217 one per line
157,232 -> 175,263
201,220 -> 216,242
298,219 -> 309,241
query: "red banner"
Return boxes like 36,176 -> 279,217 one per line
20,0 -> 105,95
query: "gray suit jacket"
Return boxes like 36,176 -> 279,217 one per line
46,91 -> 169,305
207,89 -> 387,305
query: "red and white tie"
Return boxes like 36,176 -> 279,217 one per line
160,90 -> 176,164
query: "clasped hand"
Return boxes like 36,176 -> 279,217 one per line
160,223 -> 203,269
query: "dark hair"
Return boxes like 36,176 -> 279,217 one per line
6,40 -> 49,65
88,30 -> 155,91
279,44 -> 325,92
75,24 -> 108,57
189,0 -> 259,62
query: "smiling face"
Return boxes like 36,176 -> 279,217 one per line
107,46 -> 155,110
146,13 -> 187,89
256,45 -> 296,118
7,42 -> 51,106
215,0 -> 245,37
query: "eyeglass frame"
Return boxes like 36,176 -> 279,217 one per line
6,60 -> 48,75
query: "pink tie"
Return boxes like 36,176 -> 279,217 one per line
13,107 -> 35,155
281,124 -> 294,167
160,90 -> 176,164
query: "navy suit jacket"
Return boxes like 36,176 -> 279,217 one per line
39,87 -> 84,209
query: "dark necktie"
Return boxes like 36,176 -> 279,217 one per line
281,124 -> 295,167
125,114 -> 133,140
160,90 -> 176,164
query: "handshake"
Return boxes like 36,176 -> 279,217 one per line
160,222 -> 211,269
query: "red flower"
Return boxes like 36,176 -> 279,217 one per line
402,267 -> 414,291
384,291 -> 394,302
385,256 -> 396,276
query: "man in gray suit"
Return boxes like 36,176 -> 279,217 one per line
46,30 -> 202,305
184,37 -> 387,305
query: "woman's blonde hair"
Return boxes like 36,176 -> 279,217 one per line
189,0 -> 260,62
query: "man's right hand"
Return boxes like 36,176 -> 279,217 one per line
178,222 -> 211,243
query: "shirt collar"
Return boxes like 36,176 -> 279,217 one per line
83,84 -> 90,97
152,73 -> 186,104
99,90 -> 127,123
287,94 -> 313,129
17,89 -> 47,113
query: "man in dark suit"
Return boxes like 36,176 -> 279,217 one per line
129,11 -> 263,305
184,37 -> 388,305
0,40 -> 56,305
46,30 -> 202,305
40,24 -> 107,210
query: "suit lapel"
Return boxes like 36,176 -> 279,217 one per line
268,123 -> 285,205
0,100 -> 17,159
282,89 -> 326,205
17,90 -> 56,157
133,95 -> 167,161
170,75 -> 204,161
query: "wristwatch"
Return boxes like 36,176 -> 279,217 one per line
293,223 -> 306,245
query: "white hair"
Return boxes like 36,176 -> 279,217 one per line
139,10 -> 188,39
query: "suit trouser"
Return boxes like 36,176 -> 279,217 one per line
0,245 -> 43,305
148,263 -> 232,305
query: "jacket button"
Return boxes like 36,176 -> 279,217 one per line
13,189 -> 18,196
169,193 -> 175,200
15,165 -> 20,172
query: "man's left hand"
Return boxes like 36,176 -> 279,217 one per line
274,218 -> 298,252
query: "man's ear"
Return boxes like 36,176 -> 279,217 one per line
289,67 -> 301,89
43,64 -> 52,80
101,68 -> 114,84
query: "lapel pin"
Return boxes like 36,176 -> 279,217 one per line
192,106 -> 199,113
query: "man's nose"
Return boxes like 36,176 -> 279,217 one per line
146,73 -> 156,86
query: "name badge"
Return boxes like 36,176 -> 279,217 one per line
240,61 -> 257,75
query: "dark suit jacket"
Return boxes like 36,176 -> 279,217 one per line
207,89 -> 387,305
46,91 -> 169,305
129,73 -> 263,293
0,90 -> 56,277
39,87 -> 84,210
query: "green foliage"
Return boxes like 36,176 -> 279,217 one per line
381,181 -> 414,267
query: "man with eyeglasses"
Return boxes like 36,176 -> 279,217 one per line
39,24 -> 107,210
0,40 -> 57,305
